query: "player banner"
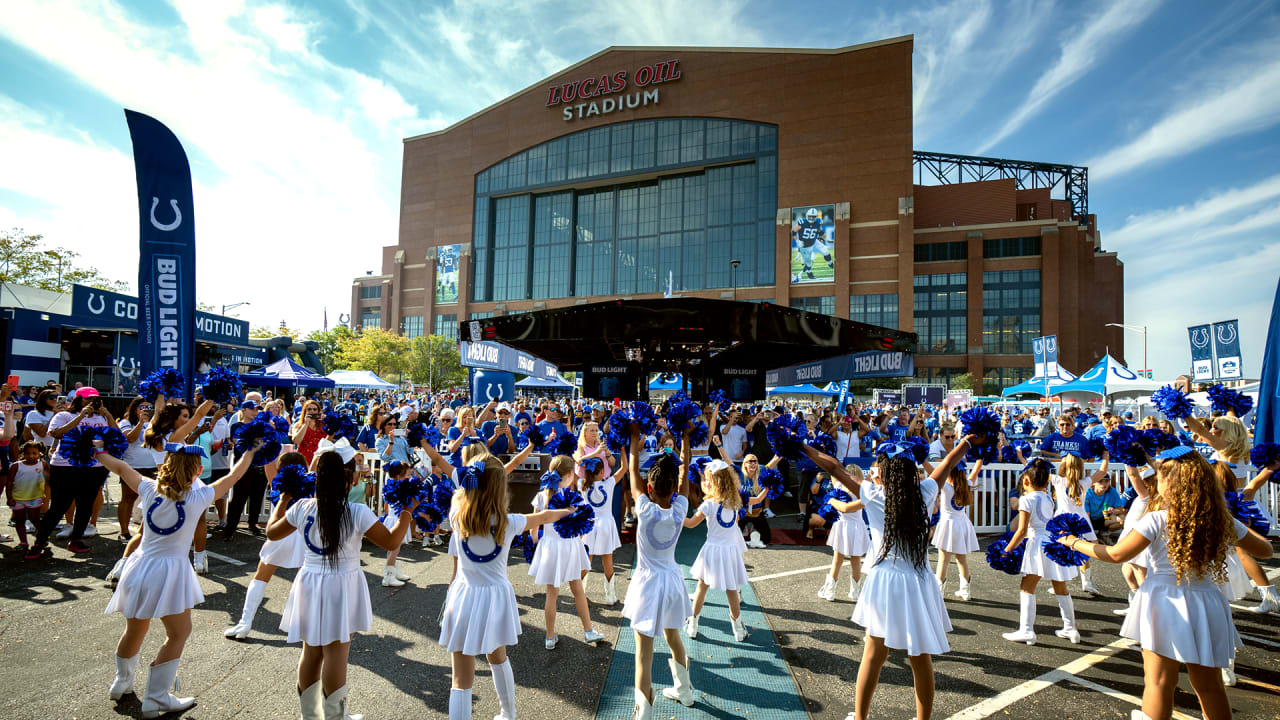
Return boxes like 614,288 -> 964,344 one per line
125,109 -> 196,400
1188,324 -> 1214,381
435,244 -> 460,304
789,204 -> 835,285
1211,319 -> 1242,380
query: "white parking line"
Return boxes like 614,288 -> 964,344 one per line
749,565 -> 829,582
1060,675 -> 1197,720
205,550 -> 246,567
1240,632 -> 1280,649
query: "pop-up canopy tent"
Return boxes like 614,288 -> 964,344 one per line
1052,355 -> 1163,398
241,358 -> 335,389
515,375 -> 575,390
1001,367 -> 1078,398
325,369 -> 396,390
767,383 -> 838,397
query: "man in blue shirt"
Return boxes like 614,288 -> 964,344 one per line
882,409 -> 911,442
537,405 -> 570,442
1040,415 -> 1088,460
482,402 -> 518,454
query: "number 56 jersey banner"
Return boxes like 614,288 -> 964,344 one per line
125,109 -> 196,400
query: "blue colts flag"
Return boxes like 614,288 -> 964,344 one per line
1255,280 -> 1280,444
1187,324 -> 1214,382
125,110 -> 197,400
1211,319 -> 1243,380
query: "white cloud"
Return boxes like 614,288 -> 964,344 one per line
1107,173 -> 1280,248
974,0 -> 1161,155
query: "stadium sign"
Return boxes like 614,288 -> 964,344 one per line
546,59 -> 683,121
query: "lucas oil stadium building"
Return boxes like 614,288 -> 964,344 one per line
352,36 -> 1125,390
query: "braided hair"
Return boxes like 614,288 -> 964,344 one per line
876,456 -> 930,570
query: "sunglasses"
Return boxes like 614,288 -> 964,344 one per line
943,434 -> 955,439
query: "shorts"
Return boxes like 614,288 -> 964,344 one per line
13,498 -> 43,510
798,245 -> 815,267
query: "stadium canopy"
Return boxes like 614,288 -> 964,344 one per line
1000,366 -> 1078,398
325,369 -> 396,390
515,375 -> 575,390
240,358 -> 335,389
1052,355 -> 1163,397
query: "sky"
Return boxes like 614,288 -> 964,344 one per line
1,0 -> 1278,382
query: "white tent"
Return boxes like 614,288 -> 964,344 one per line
325,369 -> 397,390
1053,355 -> 1164,399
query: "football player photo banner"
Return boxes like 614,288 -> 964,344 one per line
789,204 -> 836,285
435,244 -> 460,305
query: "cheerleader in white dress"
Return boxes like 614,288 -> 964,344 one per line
575,422 -> 623,605
817,466 -> 868,602
684,460 -> 763,642
1051,451 -> 1109,594
1001,458 -> 1081,645
265,444 -> 414,720
1114,462 -> 1156,617
97,440 -> 259,718
624,424 -> 697,719
932,460 -> 982,601
802,434 -> 957,720
1055,446 -> 1273,720
530,456 -> 604,650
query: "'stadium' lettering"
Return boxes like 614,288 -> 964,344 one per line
564,89 -> 659,121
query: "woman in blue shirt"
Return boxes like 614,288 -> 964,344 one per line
355,406 -> 384,452
1083,474 -> 1123,541
375,415 -> 414,466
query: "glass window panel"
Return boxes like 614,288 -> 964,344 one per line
681,230 -> 705,290
546,138 -> 566,183
588,127 -> 610,177
632,121 -> 655,170
507,152 -> 526,189
756,220 -> 774,286
679,119 -> 704,163
732,122 -> 757,155
657,119 -> 681,166
567,133 -> 589,180
610,124 -> 633,174
706,120 -> 730,159
527,145 -> 546,186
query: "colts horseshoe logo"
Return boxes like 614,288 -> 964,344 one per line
461,532 -> 503,563
149,197 -> 182,231
644,506 -> 681,550
302,516 -> 325,555
714,505 -> 737,528
1216,323 -> 1237,345
145,496 -> 185,535
86,292 -> 106,315
587,484 -> 608,508
1190,327 -> 1211,348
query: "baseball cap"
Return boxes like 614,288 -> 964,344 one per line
240,400 -> 259,410
73,387 -> 100,399
496,402 -> 511,413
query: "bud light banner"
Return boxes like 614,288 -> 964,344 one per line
125,110 -> 196,400
1211,319 -> 1243,380
1187,324 -> 1214,382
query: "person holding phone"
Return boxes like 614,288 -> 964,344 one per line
375,414 -> 414,467
290,400 -> 326,466
23,389 -> 58,453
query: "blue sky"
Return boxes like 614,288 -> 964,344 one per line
1,0 -> 1278,381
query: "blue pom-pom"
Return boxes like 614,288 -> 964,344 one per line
549,487 -> 595,539
1042,513 -> 1091,567
758,467 -> 785,500
985,532 -> 1026,575
766,414 -> 810,460
271,464 -> 316,507
232,414 -> 284,466
900,436 -> 928,464
967,442 -> 999,464
603,409 -> 631,452
708,389 -> 731,412
98,427 -> 129,460
199,365 -> 242,405
138,368 -> 186,402
1249,442 -> 1280,471
689,421 -> 710,448
58,426 -> 114,467
581,456 -> 605,477
1085,437 -> 1107,461
1138,427 -> 1179,454
513,532 -> 537,563
322,411 -> 357,442
270,414 -> 290,433
520,424 -> 546,451
929,509 -> 940,528
406,422 -> 429,449
1000,444 -> 1020,463
1207,384 -> 1251,415
431,475 -> 457,514
629,401 -> 659,435
816,488 -> 852,525
1151,385 -> 1194,420
1043,541 -> 1088,567
738,490 -> 752,520
808,431 -> 837,457
689,455 -> 713,479
382,475 -> 425,514
548,431 -> 577,458
1225,491 -> 1271,536
1105,425 -> 1146,467
960,407 -> 1001,441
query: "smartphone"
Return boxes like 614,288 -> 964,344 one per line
56,395 -> 66,405
6,375 -> 18,387
393,428 -> 406,437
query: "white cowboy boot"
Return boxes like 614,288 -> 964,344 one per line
322,684 -> 363,720
139,659 -> 195,718
660,658 -> 695,707
108,653 -> 139,700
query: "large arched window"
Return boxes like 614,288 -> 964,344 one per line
471,117 -> 777,303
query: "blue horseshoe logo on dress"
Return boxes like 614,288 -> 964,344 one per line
644,507 -> 681,550
950,496 -> 965,512
145,496 -> 185,535
714,505 -> 737,528
587,484 -> 608,508
461,530 -> 503,563
302,515 -> 325,555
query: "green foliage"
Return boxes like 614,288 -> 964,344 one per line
0,228 -> 127,293
305,326 -> 355,374
407,335 -> 465,388
339,327 -> 410,379
949,372 -> 979,391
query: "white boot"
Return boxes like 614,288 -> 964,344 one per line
322,684 -> 363,720
105,557 -> 126,586
1113,590 -> 1135,616
382,565 -> 405,587
491,658 -> 516,720
684,614 -> 699,639
1054,593 -> 1081,644
936,574 -> 946,594
226,578 -> 266,639
192,550 -> 208,575
393,561 -> 410,581
817,574 -> 835,601
747,530 -> 766,548
604,575 -> 618,606
633,688 -> 653,720
731,615 -> 748,642
108,653 -> 139,700
660,658 -> 695,707
1222,656 -> 1237,687
848,576 -> 861,600
1080,567 -> 1099,594
953,577 -> 971,601
140,659 -> 195,718
449,687 -> 472,720
1131,710 -> 1153,720
1250,585 -> 1280,614
300,681 -> 323,720
1002,591 -> 1037,645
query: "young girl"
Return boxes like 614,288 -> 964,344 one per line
224,451 -> 308,639
1002,458 -> 1081,645
116,396 -> 156,541
437,456 -> 572,720
6,441 -> 49,550
1053,450 -> 1109,594
266,445 -> 414,720
529,455 -> 604,649
576,426 -> 623,605
802,432 -> 957,720
684,460 -> 762,642
625,423 -> 696,717
932,460 -> 982,601
97,439 -> 260,717
379,460 -> 415,588
1115,459 -> 1156,616
1056,447 -> 1273,720
817,465 -> 868,602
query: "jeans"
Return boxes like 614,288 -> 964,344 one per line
35,465 -> 109,544
224,466 -> 268,533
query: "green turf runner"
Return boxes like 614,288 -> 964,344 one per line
593,522 -> 809,719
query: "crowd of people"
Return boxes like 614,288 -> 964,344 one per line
2,379 -> 1277,720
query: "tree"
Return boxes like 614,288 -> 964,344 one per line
250,325 -> 300,339
1,228 -> 128,293
406,334 -> 466,388
339,327 -> 410,379
949,373 -> 979,391
306,326 -> 355,374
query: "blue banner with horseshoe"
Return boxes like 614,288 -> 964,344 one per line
125,109 -> 196,400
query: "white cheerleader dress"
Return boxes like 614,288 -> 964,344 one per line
827,483 -> 871,557
528,491 -> 590,586
1121,512 -> 1248,668
930,482 -> 978,554
580,476 -> 622,556
278,499 -> 379,646
1050,475 -> 1096,541
690,500 -> 749,591
851,478 -> 951,656
105,479 -> 215,619
258,502 -> 306,568
622,494 -> 692,637
439,512 -> 527,655
1119,494 -> 1151,569
1017,491 -> 1078,582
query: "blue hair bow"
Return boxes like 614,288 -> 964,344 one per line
1155,445 -> 1195,460
458,461 -> 488,492
164,442 -> 208,458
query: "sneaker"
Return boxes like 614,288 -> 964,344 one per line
783,491 -> 793,498
545,635 -> 559,650
67,540 -> 91,554
55,525 -> 74,539
83,524 -> 98,538
817,575 -> 836,601
24,542 -> 48,560
731,617 -> 748,642
763,508 -> 776,519
584,629 -> 605,645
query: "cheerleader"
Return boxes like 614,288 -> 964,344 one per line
224,451 -> 310,639
1052,450 -> 1109,594
96,439 -> 260,718
265,444 -> 414,720
801,431 -> 957,720
438,456 -> 573,720
576,427 -> 624,605
624,423 -> 697,718
1001,459 -> 1080,645
1114,460 -> 1156,616
529,456 -> 605,650
932,460 -> 982,601
1055,447 -> 1273,720
684,460 -> 760,642
817,465 -> 868,602
739,454 -> 780,547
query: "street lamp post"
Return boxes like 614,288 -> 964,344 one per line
222,301 -> 251,316
1106,323 -> 1148,378
730,259 -> 741,301
44,250 -> 63,288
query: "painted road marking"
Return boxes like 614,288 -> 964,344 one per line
1060,675 -> 1197,720
749,564 -> 829,582
205,550 -> 246,566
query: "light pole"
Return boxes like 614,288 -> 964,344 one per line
730,259 -> 741,301
44,250 -> 63,288
222,301 -> 251,316
1106,323 -> 1148,378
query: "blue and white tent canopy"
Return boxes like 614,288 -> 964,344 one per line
241,358 -> 335,389
515,374 -> 574,389
767,383 -> 838,397
325,369 -> 396,389
1001,367 -> 1077,397
1052,355 -> 1163,397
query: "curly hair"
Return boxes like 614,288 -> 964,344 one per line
706,465 -> 742,510
1154,452 -> 1231,585
876,456 -> 930,570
